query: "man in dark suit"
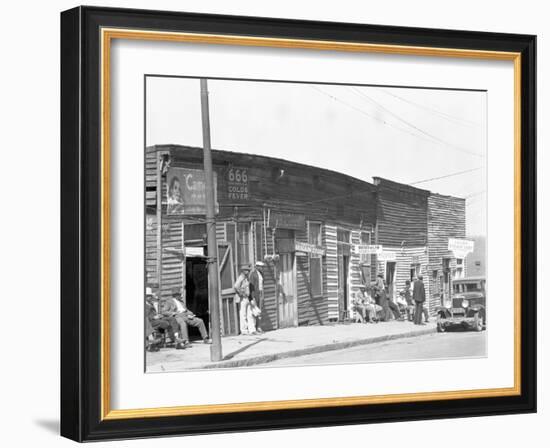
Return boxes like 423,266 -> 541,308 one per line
412,275 -> 427,325
249,261 -> 265,333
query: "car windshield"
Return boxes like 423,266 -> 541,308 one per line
453,282 -> 482,293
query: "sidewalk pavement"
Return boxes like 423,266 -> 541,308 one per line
146,320 -> 437,372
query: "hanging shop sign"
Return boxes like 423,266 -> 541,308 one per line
227,166 -> 249,201
166,167 -> 219,215
184,246 -> 205,257
448,238 -> 474,258
355,244 -> 383,255
269,211 -> 306,230
295,241 -> 325,257
377,250 -> 397,262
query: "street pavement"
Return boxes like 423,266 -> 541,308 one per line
146,320 -> 439,372
266,331 -> 487,367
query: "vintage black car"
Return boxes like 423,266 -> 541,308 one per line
435,276 -> 486,332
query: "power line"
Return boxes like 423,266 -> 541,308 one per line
311,86 -> 482,160
409,167 -> 482,185
380,89 -> 481,128
348,87 -> 483,158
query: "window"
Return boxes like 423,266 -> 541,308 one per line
454,258 -> 464,279
337,229 -> 350,243
410,263 -> 421,281
308,222 -> 322,246
183,223 -> 206,243
308,222 -> 323,297
253,222 -> 264,263
237,222 -> 252,267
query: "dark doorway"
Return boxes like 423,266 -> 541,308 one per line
185,257 -> 209,340
386,261 -> 396,299
338,254 -> 350,318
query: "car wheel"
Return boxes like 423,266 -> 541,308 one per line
473,312 -> 483,332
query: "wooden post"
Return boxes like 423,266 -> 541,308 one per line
200,78 -> 222,361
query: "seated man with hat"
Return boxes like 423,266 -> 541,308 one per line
145,287 -> 180,351
354,285 -> 381,323
161,288 -> 211,344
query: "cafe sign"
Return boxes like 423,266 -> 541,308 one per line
355,244 -> 382,255
448,238 -> 474,258
295,241 -> 325,257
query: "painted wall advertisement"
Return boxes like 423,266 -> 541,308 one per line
166,167 -> 219,215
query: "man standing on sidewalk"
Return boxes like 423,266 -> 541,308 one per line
249,261 -> 265,333
235,264 -> 255,335
413,275 -> 427,325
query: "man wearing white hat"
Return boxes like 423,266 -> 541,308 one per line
234,264 -> 254,335
249,261 -> 265,333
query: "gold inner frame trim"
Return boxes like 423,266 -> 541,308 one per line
100,27 -> 522,421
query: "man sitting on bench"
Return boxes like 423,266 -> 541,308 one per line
165,288 -> 212,344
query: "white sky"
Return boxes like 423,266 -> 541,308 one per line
146,77 -> 486,236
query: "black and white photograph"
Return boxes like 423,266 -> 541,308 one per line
144,76 -> 487,372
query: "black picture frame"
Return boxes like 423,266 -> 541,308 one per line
61,5 -> 536,442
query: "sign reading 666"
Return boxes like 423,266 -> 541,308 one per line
227,167 -> 249,201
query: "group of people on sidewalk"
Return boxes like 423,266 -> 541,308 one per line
233,261 -> 265,335
145,287 -> 212,352
351,274 -> 429,325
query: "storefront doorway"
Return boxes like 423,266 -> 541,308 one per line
275,229 -> 297,328
337,229 -> 351,320
386,261 -> 396,300
185,256 -> 209,340
278,252 -> 296,328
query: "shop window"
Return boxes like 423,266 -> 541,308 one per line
253,222 -> 264,263
337,229 -> 350,243
237,222 -> 252,267
308,222 -> 323,297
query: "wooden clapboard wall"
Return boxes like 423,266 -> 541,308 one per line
349,230 -> 363,296
427,193 -> 466,310
261,226 -> 278,331
376,246 -> 428,301
160,217 -> 184,299
323,224 -> 339,321
295,227 -> 329,326
151,144 -> 377,227
373,177 -> 429,248
145,214 -> 158,287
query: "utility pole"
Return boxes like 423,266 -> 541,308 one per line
200,78 -> 222,361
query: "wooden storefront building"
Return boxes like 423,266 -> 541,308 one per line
146,144 -> 468,335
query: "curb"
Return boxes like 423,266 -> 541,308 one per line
190,326 -> 437,370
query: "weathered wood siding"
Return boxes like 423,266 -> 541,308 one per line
376,246 -> 428,301
374,177 -> 429,247
147,144 -> 377,227
324,224 -> 339,321
261,226 -> 278,331
296,226 -> 329,326
427,194 -> 467,311
160,217 -> 184,299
